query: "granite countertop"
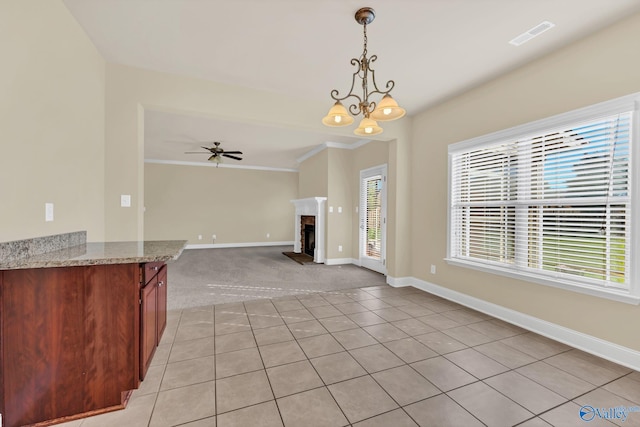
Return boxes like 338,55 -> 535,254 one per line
0,240 -> 187,270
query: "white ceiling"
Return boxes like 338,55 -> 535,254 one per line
64,0 -> 640,170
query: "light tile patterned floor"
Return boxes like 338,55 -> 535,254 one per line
60,285 -> 640,427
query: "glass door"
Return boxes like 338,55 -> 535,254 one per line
360,165 -> 387,274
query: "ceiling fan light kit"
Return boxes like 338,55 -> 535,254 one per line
184,141 -> 243,167
322,7 -> 406,136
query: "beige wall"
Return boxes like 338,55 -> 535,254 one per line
297,149 -> 329,199
326,148 -> 352,260
384,119 -> 413,278
0,1 -> 105,242
410,12 -> 640,351
144,163 -> 297,245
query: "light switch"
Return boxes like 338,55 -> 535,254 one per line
329,206 -> 334,213
338,206 -> 343,213
121,195 -> 131,207
45,203 -> 54,222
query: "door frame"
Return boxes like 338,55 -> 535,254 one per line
359,164 -> 387,275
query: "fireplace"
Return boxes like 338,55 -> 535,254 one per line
300,215 -> 316,257
291,197 -> 327,263
303,224 -> 315,256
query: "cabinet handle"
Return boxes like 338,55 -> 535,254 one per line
158,281 -> 164,287
152,266 -> 159,271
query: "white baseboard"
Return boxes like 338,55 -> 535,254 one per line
386,276 -> 413,287
185,241 -> 294,250
325,258 -> 358,266
389,276 -> 640,371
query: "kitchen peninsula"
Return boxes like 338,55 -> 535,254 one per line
0,232 -> 186,427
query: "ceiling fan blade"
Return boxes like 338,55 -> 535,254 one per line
222,154 -> 242,161
223,150 -> 243,154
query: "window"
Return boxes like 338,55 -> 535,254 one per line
447,93 -> 639,304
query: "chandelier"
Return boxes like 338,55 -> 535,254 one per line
322,7 -> 405,136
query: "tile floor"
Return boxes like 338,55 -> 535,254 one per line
59,285 -> 640,427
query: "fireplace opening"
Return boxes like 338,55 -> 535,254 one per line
304,224 -> 315,257
300,215 -> 316,258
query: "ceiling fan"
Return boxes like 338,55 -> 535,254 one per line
185,141 -> 243,165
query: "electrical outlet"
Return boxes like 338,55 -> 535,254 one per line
212,234 -> 216,241
198,235 -> 202,240
430,264 -> 436,274
329,206 -> 334,213
338,245 -> 343,252
338,206 -> 342,213
266,233 -> 270,238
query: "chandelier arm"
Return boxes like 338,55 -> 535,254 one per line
330,58 -> 365,115
367,79 -> 396,98
348,103 -> 363,116
365,56 -> 396,97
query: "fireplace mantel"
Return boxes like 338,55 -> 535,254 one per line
291,197 -> 327,263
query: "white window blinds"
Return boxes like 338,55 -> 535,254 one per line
449,101 -> 636,298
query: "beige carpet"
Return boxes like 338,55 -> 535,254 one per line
166,246 -> 386,310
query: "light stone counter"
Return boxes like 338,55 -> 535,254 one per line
0,232 -> 186,270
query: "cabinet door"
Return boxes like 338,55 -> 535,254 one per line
83,265 -> 138,408
156,265 -> 167,341
2,268 -> 85,427
140,276 -> 157,381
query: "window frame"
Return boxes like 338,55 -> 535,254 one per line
446,93 -> 640,305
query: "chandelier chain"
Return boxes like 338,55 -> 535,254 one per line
361,22 -> 370,116
363,22 -> 368,58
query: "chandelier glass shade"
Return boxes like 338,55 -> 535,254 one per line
354,117 -> 383,136
322,7 -> 405,136
322,101 -> 355,127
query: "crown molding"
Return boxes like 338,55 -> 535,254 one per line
296,138 -> 373,164
144,159 -> 298,173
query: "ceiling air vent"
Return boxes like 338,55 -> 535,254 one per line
509,21 -> 555,46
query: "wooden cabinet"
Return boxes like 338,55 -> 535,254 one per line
0,261 -> 169,427
0,265 -> 140,427
139,262 -> 167,380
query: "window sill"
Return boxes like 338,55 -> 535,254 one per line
444,257 -> 640,305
